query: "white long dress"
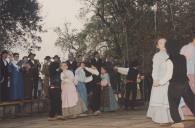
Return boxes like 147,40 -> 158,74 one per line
147,51 -> 184,123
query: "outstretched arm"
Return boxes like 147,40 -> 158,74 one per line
116,67 -> 129,75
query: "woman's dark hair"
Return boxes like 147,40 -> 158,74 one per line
101,65 -> 108,72
13,53 -> 19,56
165,39 -> 182,58
61,61 -> 69,66
94,51 -> 99,56
129,60 -> 138,68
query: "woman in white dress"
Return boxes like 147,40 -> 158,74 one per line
147,38 -> 183,124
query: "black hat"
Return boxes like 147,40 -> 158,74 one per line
53,55 -> 60,59
28,53 -> 36,58
1,50 -> 9,54
44,56 -> 51,60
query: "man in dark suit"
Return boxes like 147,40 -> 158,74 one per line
48,55 -> 62,120
91,51 -> 102,72
125,61 -> 139,110
0,50 -> 9,102
66,53 -> 77,74
28,53 -> 41,99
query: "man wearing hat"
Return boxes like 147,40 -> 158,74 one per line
28,53 -> 41,99
41,56 -> 51,98
48,55 -> 62,120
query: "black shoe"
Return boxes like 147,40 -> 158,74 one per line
124,108 -> 129,111
131,107 -> 136,111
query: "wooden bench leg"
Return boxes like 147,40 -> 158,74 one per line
31,102 -> 33,115
3,106 -> 5,119
38,100 -> 40,113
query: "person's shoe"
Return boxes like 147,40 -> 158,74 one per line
131,107 -> 136,111
124,107 -> 129,111
93,110 -> 101,116
171,123 -> 184,128
79,113 -> 88,117
69,115 -> 78,119
48,117 -> 57,121
56,115 -> 64,120
184,116 -> 195,121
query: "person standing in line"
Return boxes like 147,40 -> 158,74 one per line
60,62 -> 87,119
22,62 -> 34,99
41,56 -> 51,98
66,53 -> 77,74
83,61 -> 93,112
91,51 -> 102,72
18,56 -> 28,67
0,50 -> 9,102
115,61 -> 139,110
75,62 -> 88,108
100,66 -> 119,112
180,38 -> 195,117
28,53 -> 41,99
104,55 -> 118,93
166,40 -> 195,128
48,55 -> 62,121
146,38 -> 178,124
9,53 -> 24,100
84,64 -> 101,115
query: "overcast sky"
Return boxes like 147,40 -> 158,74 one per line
36,0 -> 84,61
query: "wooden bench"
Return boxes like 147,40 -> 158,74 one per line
0,99 -> 48,119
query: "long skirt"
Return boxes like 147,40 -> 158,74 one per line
76,82 -> 88,107
61,83 -> 87,117
147,84 -> 173,123
101,86 -> 119,112
62,97 -> 87,117
182,74 -> 195,116
9,71 -> 24,100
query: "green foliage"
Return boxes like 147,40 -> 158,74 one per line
0,0 -> 43,51
55,0 -> 195,73
55,22 -> 87,56
77,0 -> 195,73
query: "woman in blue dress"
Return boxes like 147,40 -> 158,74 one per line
9,53 -> 24,100
75,62 -> 88,108
100,66 -> 119,112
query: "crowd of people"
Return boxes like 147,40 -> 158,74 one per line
0,50 -> 149,120
0,52 -> 41,101
44,52 -> 144,120
0,37 -> 194,128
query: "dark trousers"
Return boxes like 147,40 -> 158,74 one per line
168,82 -> 195,123
139,82 -> 144,100
1,81 -> 9,102
0,84 -> 1,102
91,85 -> 101,112
125,84 -> 137,109
33,79 -> 38,99
48,88 -> 62,117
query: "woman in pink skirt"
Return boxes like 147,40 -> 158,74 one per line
60,62 -> 87,119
